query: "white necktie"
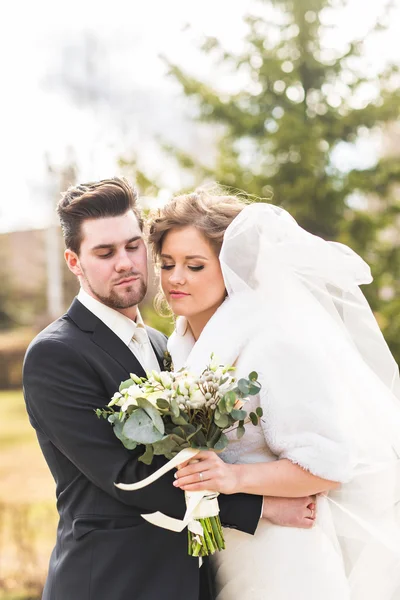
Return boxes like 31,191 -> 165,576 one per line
130,324 -> 159,373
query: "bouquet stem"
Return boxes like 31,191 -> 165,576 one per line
188,516 -> 226,557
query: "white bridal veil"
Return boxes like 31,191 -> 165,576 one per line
218,203 -> 400,599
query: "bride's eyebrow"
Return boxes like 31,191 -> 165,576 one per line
160,253 -> 208,260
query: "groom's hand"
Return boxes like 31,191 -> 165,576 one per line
262,496 -> 316,529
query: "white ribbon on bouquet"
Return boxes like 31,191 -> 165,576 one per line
115,447 -> 219,537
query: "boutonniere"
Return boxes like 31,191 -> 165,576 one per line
163,350 -> 173,372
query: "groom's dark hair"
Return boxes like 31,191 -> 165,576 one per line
57,177 -> 143,254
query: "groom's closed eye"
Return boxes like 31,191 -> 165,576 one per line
96,245 -> 140,258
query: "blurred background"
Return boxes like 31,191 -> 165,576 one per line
1,0 -> 400,597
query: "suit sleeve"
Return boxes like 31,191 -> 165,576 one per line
24,336 -> 262,530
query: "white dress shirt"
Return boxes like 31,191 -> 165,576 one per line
77,288 -> 160,373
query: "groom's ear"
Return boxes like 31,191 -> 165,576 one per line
65,249 -> 83,277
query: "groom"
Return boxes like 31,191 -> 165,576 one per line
23,177 -> 316,600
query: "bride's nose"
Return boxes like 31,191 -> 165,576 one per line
168,266 -> 186,285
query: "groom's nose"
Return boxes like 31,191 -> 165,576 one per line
115,249 -> 134,272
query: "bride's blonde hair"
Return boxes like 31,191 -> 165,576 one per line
148,186 -> 248,262
148,186 -> 249,316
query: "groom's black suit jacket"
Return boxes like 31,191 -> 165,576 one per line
23,299 -> 262,600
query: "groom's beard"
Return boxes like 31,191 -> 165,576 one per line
81,269 -> 147,310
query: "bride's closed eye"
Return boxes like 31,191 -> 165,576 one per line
160,264 -> 205,272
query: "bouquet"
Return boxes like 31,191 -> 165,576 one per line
96,355 -> 262,556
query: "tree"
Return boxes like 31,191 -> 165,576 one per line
162,0 -> 400,362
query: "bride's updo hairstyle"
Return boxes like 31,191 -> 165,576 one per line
148,187 -> 249,316
148,187 -> 248,263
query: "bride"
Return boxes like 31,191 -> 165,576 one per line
149,188 -> 400,599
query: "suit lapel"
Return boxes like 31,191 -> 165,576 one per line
92,320 -> 147,379
146,327 -> 166,371
67,298 -> 147,379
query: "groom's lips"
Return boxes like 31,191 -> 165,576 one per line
115,276 -> 139,286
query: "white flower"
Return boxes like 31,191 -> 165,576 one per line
121,397 -> 139,411
175,374 -> 197,392
209,355 -> 220,371
214,367 -> 225,380
149,370 -> 162,383
159,371 -> 173,388
120,384 -> 146,411
129,373 -> 143,385
187,388 -> 207,409
126,384 -> 145,399
144,389 -> 170,406
108,392 -> 124,407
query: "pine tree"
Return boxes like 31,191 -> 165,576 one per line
163,0 -> 400,362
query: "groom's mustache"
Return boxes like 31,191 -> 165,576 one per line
113,272 -> 143,284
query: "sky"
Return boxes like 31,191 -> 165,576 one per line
1,0 -> 400,232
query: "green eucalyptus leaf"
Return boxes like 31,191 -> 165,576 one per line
190,429 -> 207,448
119,378 -> 134,393
248,381 -> 262,396
237,425 -> 246,439
224,390 -> 236,405
214,412 -> 229,428
237,379 -> 250,395
139,444 -> 154,464
123,409 -> 164,444
225,393 -> 236,413
170,433 -> 187,446
170,397 -> 180,418
249,412 -> 258,426
217,397 -> 227,414
206,422 -> 221,444
136,397 -> 165,435
230,408 -> 247,421
156,398 -> 170,410
214,433 -> 228,451
256,406 -> 263,417
113,419 -> 138,450
164,422 -> 177,434
187,424 -> 203,442
172,426 -> 186,439
248,371 -> 258,381
152,436 -> 180,456
171,413 -> 189,426
206,428 -> 221,447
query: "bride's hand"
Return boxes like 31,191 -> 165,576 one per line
173,450 -> 239,494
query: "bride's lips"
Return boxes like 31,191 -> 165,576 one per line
115,276 -> 139,287
169,290 -> 190,299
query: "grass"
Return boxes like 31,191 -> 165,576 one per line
0,391 -> 56,504
0,390 -> 57,597
0,595 -> 40,600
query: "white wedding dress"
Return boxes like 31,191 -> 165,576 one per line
170,316 -> 352,600
213,398 -> 351,600
167,204 -> 400,600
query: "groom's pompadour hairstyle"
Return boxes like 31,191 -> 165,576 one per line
57,177 -> 143,254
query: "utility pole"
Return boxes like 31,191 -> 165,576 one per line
45,156 -> 76,320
